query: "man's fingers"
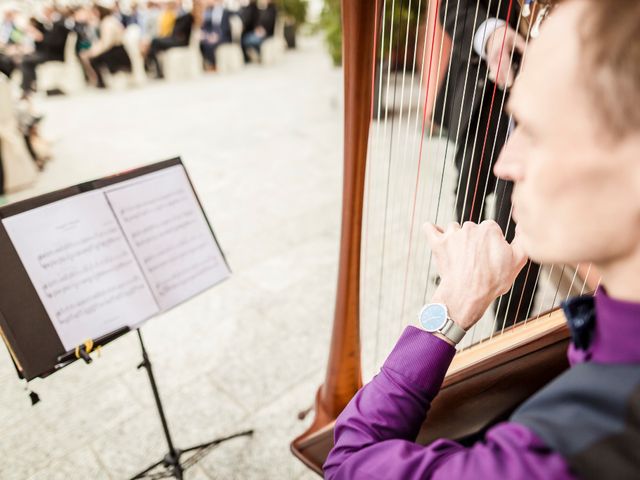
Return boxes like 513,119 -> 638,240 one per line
445,222 -> 461,234
512,32 -> 527,53
424,223 -> 444,245
510,233 -> 528,270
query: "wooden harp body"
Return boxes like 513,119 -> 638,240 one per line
292,0 -> 574,475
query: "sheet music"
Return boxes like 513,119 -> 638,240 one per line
2,191 -> 159,350
104,165 -> 230,311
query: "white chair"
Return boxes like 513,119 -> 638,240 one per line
0,78 -> 38,193
36,32 -> 85,94
260,17 -> 286,66
122,25 -> 148,86
161,31 -> 203,81
216,15 -> 245,74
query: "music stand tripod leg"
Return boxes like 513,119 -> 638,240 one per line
130,329 -> 254,480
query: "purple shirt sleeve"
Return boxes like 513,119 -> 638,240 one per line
324,326 -> 575,480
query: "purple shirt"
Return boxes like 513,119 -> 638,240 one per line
324,289 -> 640,479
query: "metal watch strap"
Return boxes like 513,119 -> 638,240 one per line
440,318 -> 466,344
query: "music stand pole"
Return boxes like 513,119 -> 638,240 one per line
132,329 -> 253,480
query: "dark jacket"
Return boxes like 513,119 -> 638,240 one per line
435,0 -> 519,133
256,4 -> 277,38
172,13 -> 193,45
33,19 -> 70,61
201,8 -> 232,44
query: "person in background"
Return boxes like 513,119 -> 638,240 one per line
241,0 -> 276,62
71,6 -> 99,83
19,5 -> 70,96
0,6 -> 26,79
81,4 -> 132,89
144,0 -> 193,79
138,1 -> 161,54
199,0 -> 231,71
239,0 -> 258,37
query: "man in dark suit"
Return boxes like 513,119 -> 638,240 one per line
435,0 -> 538,325
199,0 -> 232,70
145,1 -> 193,79
241,0 -> 276,62
19,6 -> 70,96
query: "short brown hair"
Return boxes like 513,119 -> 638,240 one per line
580,0 -> 640,138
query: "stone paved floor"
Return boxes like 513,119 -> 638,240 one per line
1,36 -> 340,480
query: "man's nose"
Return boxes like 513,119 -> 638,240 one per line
493,131 -> 525,182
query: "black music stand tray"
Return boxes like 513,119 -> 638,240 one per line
131,329 -> 253,480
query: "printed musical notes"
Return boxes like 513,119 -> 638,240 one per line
1,164 -> 229,351
105,165 -> 230,310
2,191 -> 159,350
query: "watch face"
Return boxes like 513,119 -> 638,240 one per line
419,304 -> 447,332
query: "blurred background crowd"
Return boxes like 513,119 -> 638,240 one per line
0,0 -> 312,197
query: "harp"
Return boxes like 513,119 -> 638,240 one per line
291,0 -> 591,475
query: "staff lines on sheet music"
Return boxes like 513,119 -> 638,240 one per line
142,234 -> 205,265
156,256 -> 219,296
133,217 -> 199,248
120,195 -> 189,224
56,274 -> 147,324
43,251 -> 132,296
39,226 -> 122,269
118,188 -> 186,215
130,208 -> 196,239
146,240 -> 210,274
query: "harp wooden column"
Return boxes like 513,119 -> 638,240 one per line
295,0 -> 379,440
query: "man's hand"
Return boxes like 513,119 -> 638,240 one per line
424,221 -> 528,330
485,25 -> 526,88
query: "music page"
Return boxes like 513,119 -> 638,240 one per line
104,165 -> 230,311
2,191 -> 160,350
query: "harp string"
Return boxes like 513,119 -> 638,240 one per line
478,7 -> 534,343
397,0 -> 454,337
388,0 -> 427,338
468,0 -> 515,221
373,0 -> 411,363
424,0 -> 502,347
392,0 -> 455,342
416,0 -> 468,313
362,0 -> 383,371
371,0 -> 440,367
387,0 -> 439,345
369,0 -> 393,367
452,0 -> 498,224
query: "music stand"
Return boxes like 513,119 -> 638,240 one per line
0,159 -> 253,479
131,330 -> 252,480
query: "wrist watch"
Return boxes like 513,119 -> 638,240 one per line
418,303 -> 467,345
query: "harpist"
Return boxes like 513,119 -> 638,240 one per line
324,1 -> 640,478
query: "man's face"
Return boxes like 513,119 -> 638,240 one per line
494,0 -> 640,266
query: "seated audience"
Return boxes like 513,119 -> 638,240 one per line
241,0 -> 276,63
0,6 -> 25,79
71,6 -> 99,82
19,5 -> 70,96
81,5 -> 132,89
145,0 -> 193,79
199,0 -> 232,71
